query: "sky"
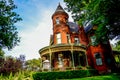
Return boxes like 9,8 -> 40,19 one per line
4,0 -> 73,60
3,0 -> 116,60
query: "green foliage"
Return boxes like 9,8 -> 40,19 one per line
112,41 -> 120,51
0,49 -> 5,67
0,48 -> 5,67
0,56 -> 22,75
0,0 -> 22,50
32,69 -> 98,80
0,49 -> 5,57
64,0 -> 120,41
0,71 -> 33,80
69,74 -> 120,80
69,73 -> 120,80
25,58 -> 41,71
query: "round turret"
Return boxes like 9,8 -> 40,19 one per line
52,3 -> 69,26
52,3 -> 70,44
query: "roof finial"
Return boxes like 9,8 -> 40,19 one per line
55,2 -> 64,12
58,2 -> 60,6
52,2 -> 68,18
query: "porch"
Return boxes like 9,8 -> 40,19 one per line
39,44 -> 88,71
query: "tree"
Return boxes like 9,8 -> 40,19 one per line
0,49 -> 5,67
0,48 -> 5,57
25,58 -> 41,71
18,54 -> 26,69
64,0 -> 120,43
0,56 -> 22,75
0,0 -> 22,50
112,40 -> 120,51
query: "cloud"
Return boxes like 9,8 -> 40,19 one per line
4,0 -> 73,60
5,6 -> 54,60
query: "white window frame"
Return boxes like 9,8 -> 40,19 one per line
67,34 -> 71,43
94,53 -> 103,66
74,37 -> 79,44
56,18 -> 60,24
56,33 -> 61,44
90,35 -> 96,45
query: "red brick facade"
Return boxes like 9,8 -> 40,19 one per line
39,4 -> 114,73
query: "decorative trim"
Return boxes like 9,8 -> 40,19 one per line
39,44 -> 86,56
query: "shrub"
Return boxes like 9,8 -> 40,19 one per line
0,57 -> 22,75
86,66 -> 93,69
32,69 -> 98,80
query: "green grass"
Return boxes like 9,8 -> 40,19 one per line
68,74 -> 120,80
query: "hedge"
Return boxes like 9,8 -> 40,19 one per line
32,69 -> 98,80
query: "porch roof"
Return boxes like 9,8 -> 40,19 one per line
39,44 -> 86,56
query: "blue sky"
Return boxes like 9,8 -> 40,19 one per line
4,0 -> 116,60
4,0 -> 73,60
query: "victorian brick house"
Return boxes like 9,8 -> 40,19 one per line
39,4 -> 115,73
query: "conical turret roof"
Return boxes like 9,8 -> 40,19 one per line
55,3 -> 65,12
52,3 -> 68,18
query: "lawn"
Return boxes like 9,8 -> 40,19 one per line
68,73 -> 120,80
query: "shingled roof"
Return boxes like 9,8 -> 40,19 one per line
55,3 -> 65,12
68,22 -> 79,33
52,3 -> 68,18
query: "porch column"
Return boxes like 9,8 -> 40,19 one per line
40,57 -> 43,70
85,51 -> 89,66
49,46 -> 52,71
71,44 -> 75,70
78,52 -> 81,66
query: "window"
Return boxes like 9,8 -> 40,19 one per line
67,34 -> 71,43
56,17 -> 60,24
74,37 -> 79,44
94,53 -> 102,66
56,33 -> 61,44
90,35 -> 97,45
